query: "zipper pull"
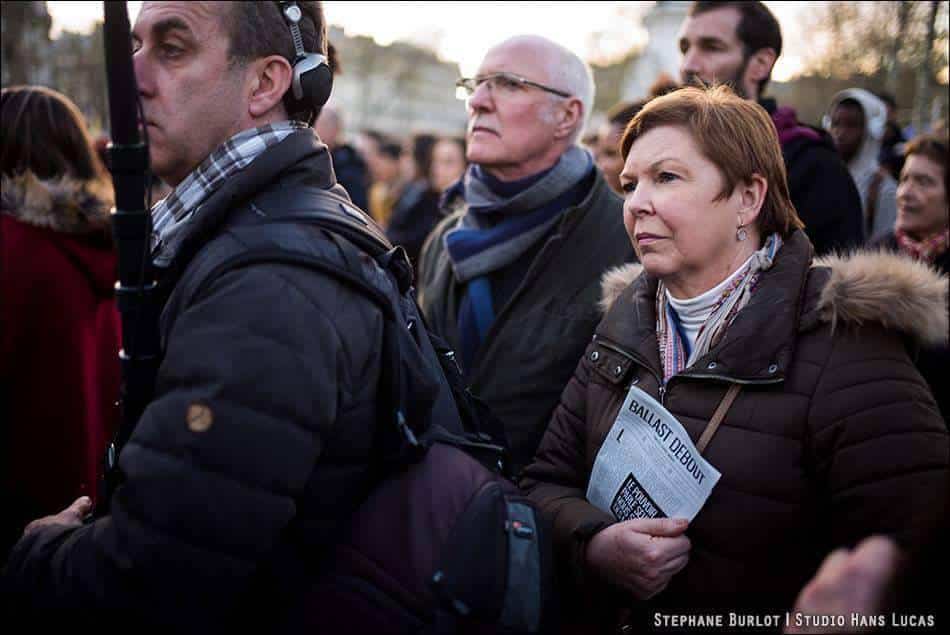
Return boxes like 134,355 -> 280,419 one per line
658,383 -> 666,404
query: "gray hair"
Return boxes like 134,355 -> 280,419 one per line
546,42 -> 595,143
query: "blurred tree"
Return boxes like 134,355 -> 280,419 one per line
1,1 -> 52,86
802,1 -> 948,127
51,22 -> 108,133
914,1 -> 942,132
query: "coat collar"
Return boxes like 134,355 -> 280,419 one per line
597,230 -> 949,383
596,231 -> 814,383
160,130 -> 335,274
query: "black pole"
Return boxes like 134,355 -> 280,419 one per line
100,1 -> 159,514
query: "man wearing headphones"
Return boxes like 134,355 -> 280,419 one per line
2,2 -> 398,630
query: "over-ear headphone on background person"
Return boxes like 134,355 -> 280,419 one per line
278,1 -> 332,123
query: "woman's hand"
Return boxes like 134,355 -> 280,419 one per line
585,517 -> 691,599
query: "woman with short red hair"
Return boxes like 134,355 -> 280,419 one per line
521,85 -> 948,632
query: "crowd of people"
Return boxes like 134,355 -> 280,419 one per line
1,1 -> 947,632
315,106 -> 468,269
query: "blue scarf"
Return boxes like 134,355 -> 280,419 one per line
444,145 -> 594,371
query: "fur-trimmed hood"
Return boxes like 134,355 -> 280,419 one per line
599,250 -> 948,347
1,171 -> 113,236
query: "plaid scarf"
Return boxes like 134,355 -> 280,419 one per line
150,121 -> 307,266
657,233 -> 783,383
895,228 -> 950,264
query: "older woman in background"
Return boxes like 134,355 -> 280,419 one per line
1,86 -> 121,556
871,133 -> 949,422
521,86 -> 948,632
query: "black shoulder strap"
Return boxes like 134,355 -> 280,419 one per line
194,247 -> 395,320
193,186 -> 507,470
193,189 -> 432,464
259,186 -> 415,293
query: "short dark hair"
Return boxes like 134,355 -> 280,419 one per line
224,1 -> 327,122
607,100 -> 649,129
834,97 -> 865,122
1,85 -> 108,182
689,1 -> 782,94
364,130 -> 401,161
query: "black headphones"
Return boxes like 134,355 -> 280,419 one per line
278,1 -> 332,122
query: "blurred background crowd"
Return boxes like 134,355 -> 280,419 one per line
1,2 -> 948,628
2,2 -> 947,262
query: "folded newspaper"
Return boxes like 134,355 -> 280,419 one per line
586,384 -> 720,521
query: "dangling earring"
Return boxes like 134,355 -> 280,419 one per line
736,214 -> 748,241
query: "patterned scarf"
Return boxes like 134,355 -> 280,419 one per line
444,145 -> 593,370
895,228 -> 950,264
151,121 -> 308,266
657,233 -> 784,383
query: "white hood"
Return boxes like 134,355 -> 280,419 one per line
824,88 -> 888,186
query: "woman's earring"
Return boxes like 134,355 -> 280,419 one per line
736,225 -> 748,241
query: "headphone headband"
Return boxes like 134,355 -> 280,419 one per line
277,1 -> 332,120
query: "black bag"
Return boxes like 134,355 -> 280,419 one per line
203,188 -> 554,634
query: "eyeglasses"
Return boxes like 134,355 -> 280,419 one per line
455,72 -> 572,100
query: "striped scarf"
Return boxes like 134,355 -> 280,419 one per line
150,121 -> 308,266
657,233 -> 783,383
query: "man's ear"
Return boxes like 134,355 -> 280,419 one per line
247,55 -> 294,118
553,97 -> 583,140
746,47 -> 777,85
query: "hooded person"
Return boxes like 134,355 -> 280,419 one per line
0,86 -> 122,558
826,88 -> 898,241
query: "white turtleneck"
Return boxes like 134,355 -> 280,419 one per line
666,254 -> 754,352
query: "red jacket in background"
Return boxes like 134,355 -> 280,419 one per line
1,172 -> 121,555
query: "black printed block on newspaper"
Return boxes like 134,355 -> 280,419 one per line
611,473 -> 668,520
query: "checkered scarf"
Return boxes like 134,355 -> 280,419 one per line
150,121 -> 307,266
656,233 -> 783,383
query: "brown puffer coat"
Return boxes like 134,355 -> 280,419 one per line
521,230 -> 949,629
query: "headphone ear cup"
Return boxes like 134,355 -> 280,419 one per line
283,55 -> 332,120
300,63 -> 333,109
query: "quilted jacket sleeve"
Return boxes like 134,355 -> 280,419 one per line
2,260 -> 384,627
806,324 -> 949,554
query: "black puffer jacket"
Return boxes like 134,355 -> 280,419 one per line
2,131 -> 416,632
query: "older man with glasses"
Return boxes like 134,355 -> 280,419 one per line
417,34 -> 635,474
